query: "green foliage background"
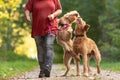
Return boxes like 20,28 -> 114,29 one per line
0,0 -> 120,62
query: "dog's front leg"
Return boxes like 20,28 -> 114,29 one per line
83,54 -> 89,77
75,56 -> 80,76
59,41 -> 70,51
67,41 -> 80,61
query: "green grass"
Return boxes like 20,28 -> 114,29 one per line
0,49 -> 38,79
0,60 -> 38,79
100,61 -> 120,71
90,60 -> 120,72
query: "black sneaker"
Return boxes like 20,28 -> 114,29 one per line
39,71 -> 45,78
44,68 -> 50,77
39,74 -> 45,78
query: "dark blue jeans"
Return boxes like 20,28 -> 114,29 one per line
34,33 -> 55,73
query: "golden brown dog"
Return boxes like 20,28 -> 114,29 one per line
73,17 -> 101,76
56,11 -> 80,76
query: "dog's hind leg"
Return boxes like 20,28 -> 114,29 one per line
87,54 -> 92,74
62,51 -> 72,76
94,50 -> 101,74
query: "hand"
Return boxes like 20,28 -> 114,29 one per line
57,19 -> 60,23
48,14 -> 54,21
26,16 -> 31,22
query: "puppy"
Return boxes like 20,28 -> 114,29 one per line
73,17 -> 101,76
56,11 -> 80,76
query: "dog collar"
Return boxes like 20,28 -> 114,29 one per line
74,34 -> 84,37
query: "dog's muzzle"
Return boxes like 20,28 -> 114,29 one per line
59,23 -> 69,28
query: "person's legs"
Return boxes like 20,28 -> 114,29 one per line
34,33 -> 55,78
44,33 -> 55,77
34,36 -> 45,78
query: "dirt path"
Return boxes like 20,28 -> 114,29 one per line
9,64 -> 120,80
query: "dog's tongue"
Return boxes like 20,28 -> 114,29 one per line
63,24 -> 69,28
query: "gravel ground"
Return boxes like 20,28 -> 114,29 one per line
8,64 -> 120,80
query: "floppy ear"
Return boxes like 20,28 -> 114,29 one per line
84,24 -> 90,31
73,13 -> 79,17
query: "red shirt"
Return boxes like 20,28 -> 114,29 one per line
25,0 -> 62,37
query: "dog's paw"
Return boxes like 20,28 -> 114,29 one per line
83,73 -> 89,77
61,74 -> 67,77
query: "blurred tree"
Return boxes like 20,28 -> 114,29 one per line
98,0 -> 120,60
0,0 -> 30,51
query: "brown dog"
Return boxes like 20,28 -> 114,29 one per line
73,17 -> 101,76
56,11 -> 80,76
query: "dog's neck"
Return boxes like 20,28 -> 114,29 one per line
74,34 -> 84,37
74,32 -> 87,38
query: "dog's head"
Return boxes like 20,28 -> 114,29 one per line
59,11 -> 79,27
74,18 -> 90,35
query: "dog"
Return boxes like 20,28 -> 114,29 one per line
56,11 -> 80,76
73,17 -> 101,76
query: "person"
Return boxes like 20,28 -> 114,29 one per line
24,0 -> 62,78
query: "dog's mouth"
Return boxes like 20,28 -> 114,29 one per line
59,23 -> 69,28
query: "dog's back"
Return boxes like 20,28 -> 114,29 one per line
73,36 -> 100,56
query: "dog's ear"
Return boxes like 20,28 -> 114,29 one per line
71,11 -> 80,17
67,15 -> 76,23
84,24 -> 90,31
73,13 -> 79,17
